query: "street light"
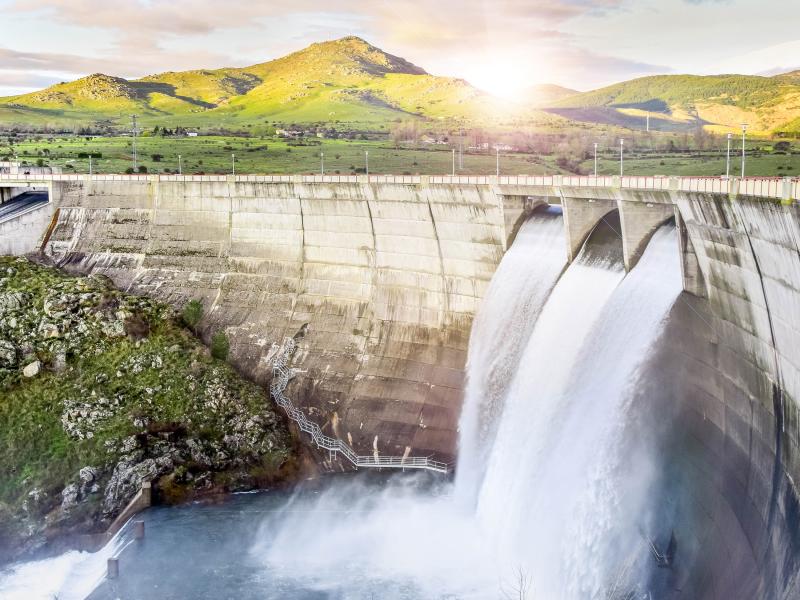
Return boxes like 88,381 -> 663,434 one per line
593,143 -> 598,177
619,139 -> 625,177
320,152 -> 324,176
452,148 -> 455,176
725,133 -> 732,179
365,151 -> 369,177
231,153 -> 235,176
178,154 -> 182,175
89,155 -> 93,176
496,146 -> 500,177
740,123 -> 748,178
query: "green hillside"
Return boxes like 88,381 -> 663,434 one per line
0,37 -> 530,129
549,73 -> 800,135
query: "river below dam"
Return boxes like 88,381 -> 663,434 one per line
1,206 -> 722,599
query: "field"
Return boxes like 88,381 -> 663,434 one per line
2,134 -> 799,177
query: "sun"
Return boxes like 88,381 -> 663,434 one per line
463,56 -> 545,101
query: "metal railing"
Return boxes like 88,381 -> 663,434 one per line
269,338 -> 450,475
2,172 -> 798,201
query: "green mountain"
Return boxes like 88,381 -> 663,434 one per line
0,37 -> 527,129
546,73 -> 800,134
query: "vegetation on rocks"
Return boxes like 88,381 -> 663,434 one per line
0,257 -> 295,565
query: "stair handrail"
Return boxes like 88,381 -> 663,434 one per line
269,338 -> 450,474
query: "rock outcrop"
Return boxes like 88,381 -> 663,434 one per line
0,256 -> 296,565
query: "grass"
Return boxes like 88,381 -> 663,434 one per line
2,134 -> 799,177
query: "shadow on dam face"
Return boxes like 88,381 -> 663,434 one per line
627,293 -> 800,599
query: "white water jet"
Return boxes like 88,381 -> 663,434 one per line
457,207 -> 567,503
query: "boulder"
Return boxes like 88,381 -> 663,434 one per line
0,292 -> 29,315
79,466 -> 97,484
22,360 -> 41,378
61,484 -> 79,510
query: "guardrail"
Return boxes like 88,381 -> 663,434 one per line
1,173 -> 798,201
269,338 -> 450,475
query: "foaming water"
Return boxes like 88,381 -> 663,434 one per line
0,525 -> 129,600
1,218 -> 683,600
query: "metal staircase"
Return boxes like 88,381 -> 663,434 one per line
270,338 -> 450,475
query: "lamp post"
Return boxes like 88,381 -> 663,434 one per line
131,114 -> 138,172
740,123 -> 748,178
452,148 -> 455,176
725,133 -> 732,179
320,152 -> 324,175
178,154 -> 182,175
496,146 -> 500,177
89,155 -> 92,176
619,139 -> 624,177
365,151 -> 369,177
593,143 -> 598,177
231,153 -> 235,176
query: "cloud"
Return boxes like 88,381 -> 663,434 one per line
0,70 -> 62,91
710,39 -> 800,76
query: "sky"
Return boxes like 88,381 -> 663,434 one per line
1,0 -> 799,98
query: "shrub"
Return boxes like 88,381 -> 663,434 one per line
151,153 -> 163,162
137,165 -> 148,173
182,299 -> 203,332
211,331 -> 230,361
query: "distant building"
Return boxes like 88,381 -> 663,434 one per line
186,132 -> 199,137
421,136 -> 448,145
0,161 -> 62,175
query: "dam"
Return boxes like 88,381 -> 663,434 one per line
2,171 -> 800,598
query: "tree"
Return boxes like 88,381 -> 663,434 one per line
774,141 -> 791,154
211,331 -> 230,360
182,299 -> 203,333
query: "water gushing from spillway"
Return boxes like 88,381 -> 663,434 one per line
465,222 -> 682,597
456,207 -> 568,503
